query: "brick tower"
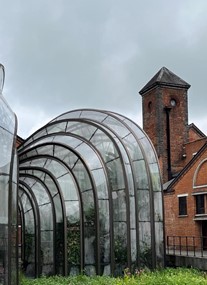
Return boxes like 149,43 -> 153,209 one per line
139,67 -> 191,183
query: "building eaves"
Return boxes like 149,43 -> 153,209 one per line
188,123 -> 206,138
139,67 -> 191,95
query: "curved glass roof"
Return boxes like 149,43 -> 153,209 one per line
18,108 -> 164,277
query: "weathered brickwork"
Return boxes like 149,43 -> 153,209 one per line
188,127 -> 204,142
142,86 -> 188,183
164,148 -> 207,246
184,138 -> 207,164
140,67 -> 207,249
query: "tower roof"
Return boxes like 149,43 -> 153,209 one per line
139,67 -> 191,95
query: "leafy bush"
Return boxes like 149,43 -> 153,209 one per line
20,267 -> 207,285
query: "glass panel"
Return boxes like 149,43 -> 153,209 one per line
30,180 -> 50,205
99,199 -> 110,267
154,192 -> 163,222
113,221 -> 127,274
53,195 -> 64,223
24,202 -> 35,277
124,134 -> 144,161
39,204 -> 53,231
81,110 -> 108,122
55,222 -> 64,275
0,174 -> 8,224
90,131 -> 119,162
92,169 -> 108,199
0,128 -> 13,174
196,195 -> 205,214
73,162 -> 92,191
101,116 -> 130,138
47,122 -> 67,134
62,152 -> 79,169
54,146 -> 70,163
82,190 -> 95,214
107,158 -> 125,191
52,110 -> 82,122
66,122 -> 97,140
66,200 -> 81,273
179,196 -> 187,215
43,173 -> 59,197
131,229 -> 137,263
114,138 -> 131,164
45,160 -> 68,178
130,196 -> 136,228
154,222 -> 164,266
139,137 -> 157,164
65,201 -> 80,224
41,230 -> 54,275
0,94 -> 15,133
30,128 -> 48,142
119,116 -> 146,140
0,224 -> 8,284
139,221 -> 152,268
36,145 -> 54,156
10,153 -> 18,285
20,158 -> 47,168
149,163 -> 161,192
19,136 -> 54,153
125,164 -> 134,196
52,135 -> 83,149
76,143 -> 102,170
57,174 -> 78,201
112,190 -> 127,222
134,160 -> 149,190
137,190 -> 150,222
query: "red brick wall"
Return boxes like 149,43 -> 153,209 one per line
142,86 -> 188,183
188,128 -> 204,142
184,138 -> 207,165
164,149 -> 207,246
195,159 -> 207,186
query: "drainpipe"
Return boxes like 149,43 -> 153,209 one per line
164,106 -> 172,181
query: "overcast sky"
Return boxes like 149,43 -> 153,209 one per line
1,0 -> 207,138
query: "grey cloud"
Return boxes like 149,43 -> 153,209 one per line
0,0 -> 207,137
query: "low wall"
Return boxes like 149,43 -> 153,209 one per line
166,254 -> 207,271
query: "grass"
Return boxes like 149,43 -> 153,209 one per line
20,267 -> 207,285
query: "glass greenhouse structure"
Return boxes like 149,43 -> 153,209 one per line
0,64 -> 18,285
0,64 -> 165,284
18,109 -> 165,278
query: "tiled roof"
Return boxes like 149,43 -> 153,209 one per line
139,67 -> 191,95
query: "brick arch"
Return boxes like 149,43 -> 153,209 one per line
193,159 -> 207,188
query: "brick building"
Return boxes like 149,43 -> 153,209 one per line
16,135 -> 24,147
140,67 -> 207,249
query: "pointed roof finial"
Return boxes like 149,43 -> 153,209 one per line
139,67 -> 190,95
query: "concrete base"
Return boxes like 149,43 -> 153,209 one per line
166,254 -> 207,270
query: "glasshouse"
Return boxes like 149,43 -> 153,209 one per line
0,63 -> 165,285
0,64 -> 18,285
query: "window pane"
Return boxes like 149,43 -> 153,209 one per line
179,196 -> 187,215
196,195 -> 205,214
